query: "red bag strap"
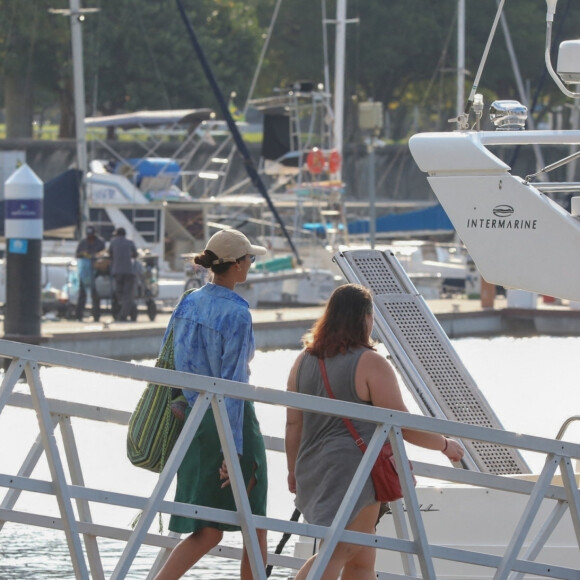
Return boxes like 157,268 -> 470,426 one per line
318,358 -> 368,453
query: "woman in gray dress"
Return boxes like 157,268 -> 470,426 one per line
285,284 -> 464,580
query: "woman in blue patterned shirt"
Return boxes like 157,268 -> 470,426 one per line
154,229 -> 268,580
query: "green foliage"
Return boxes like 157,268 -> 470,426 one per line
82,0 -> 262,114
2,0 -> 580,140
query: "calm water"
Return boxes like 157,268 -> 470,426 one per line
1,336 -> 579,578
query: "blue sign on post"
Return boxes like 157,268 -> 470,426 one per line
8,239 -> 29,255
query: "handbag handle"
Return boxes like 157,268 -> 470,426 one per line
318,358 -> 369,454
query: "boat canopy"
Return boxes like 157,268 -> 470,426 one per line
348,203 -> 454,237
85,108 -> 214,129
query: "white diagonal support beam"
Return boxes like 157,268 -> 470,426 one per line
507,500 -> 569,580
0,414 -> 60,531
60,416 -> 105,580
390,499 -> 417,576
493,454 -> 560,579
24,360 -> 89,579
111,392 -> 212,580
213,395 -> 266,579
307,422 -> 390,579
390,427 -> 436,578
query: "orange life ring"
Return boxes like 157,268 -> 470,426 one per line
328,149 -> 342,174
306,148 -> 325,174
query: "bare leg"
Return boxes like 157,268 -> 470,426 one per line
240,528 -> 268,580
293,503 -> 380,580
153,527 -> 223,580
341,543 -> 377,580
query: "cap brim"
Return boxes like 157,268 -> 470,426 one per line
248,243 -> 267,255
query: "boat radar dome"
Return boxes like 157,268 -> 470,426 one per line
557,40 -> 580,84
489,100 -> 528,131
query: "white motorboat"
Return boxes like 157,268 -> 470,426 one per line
293,0 -> 580,576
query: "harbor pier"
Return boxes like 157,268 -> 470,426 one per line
18,297 -> 580,360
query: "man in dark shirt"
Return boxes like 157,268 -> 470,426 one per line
108,227 -> 138,321
75,225 -> 106,321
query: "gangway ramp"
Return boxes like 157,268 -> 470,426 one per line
334,247 -> 530,475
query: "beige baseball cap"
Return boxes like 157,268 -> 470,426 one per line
205,229 -> 267,264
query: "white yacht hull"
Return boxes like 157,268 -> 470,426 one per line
294,482 -> 580,578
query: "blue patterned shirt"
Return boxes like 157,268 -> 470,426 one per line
162,283 -> 254,455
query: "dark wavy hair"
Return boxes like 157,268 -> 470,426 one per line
304,284 -> 375,358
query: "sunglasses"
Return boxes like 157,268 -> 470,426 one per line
248,255 -> 256,264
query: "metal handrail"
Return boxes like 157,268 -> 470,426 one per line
556,415 -> 580,441
0,339 -> 579,579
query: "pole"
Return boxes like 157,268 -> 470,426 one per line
333,0 -> 347,181
457,0 -> 465,118
368,142 -> 376,249
567,87 -> 580,182
69,0 -> 89,237
4,165 -> 44,345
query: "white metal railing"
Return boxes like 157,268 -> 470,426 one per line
0,338 -> 579,579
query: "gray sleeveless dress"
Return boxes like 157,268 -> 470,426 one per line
294,348 -> 378,526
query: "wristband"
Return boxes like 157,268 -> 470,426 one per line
442,438 -> 448,453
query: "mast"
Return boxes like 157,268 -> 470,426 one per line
51,1 -> 99,237
69,0 -> 89,236
333,0 -> 347,180
175,0 -> 302,264
457,0 -> 465,117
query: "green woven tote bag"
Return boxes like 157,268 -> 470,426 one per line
127,326 -> 184,473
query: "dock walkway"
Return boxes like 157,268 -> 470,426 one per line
12,295 -> 580,360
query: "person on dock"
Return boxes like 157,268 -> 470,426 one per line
75,225 -> 106,321
108,227 -> 138,322
285,283 -> 464,580
154,229 -> 269,580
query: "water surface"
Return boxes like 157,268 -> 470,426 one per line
1,336 -> 578,577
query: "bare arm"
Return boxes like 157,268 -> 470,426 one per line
285,352 -> 305,493
358,350 -> 464,462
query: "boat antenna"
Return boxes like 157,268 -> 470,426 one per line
450,0 -> 506,130
174,0 -> 302,265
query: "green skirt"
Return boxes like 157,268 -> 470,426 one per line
169,400 -> 268,533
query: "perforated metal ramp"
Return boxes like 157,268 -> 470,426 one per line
334,248 -> 530,475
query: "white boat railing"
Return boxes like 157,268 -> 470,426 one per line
0,338 -> 579,579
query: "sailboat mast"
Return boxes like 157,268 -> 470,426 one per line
333,0 -> 347,180
457,0 -> 465,117
69,0 -> 89,236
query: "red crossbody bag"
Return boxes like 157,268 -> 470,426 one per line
318,358 -> 414,502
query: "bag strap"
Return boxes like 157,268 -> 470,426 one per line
158,286 -> 196,366
318,358 -> 368,454
158,325 -> 175,367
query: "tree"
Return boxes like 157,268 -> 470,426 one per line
82,0 -> 263,119
0,0 -> 70,138
2,0 -> 579,142
0,0 -> 264,138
